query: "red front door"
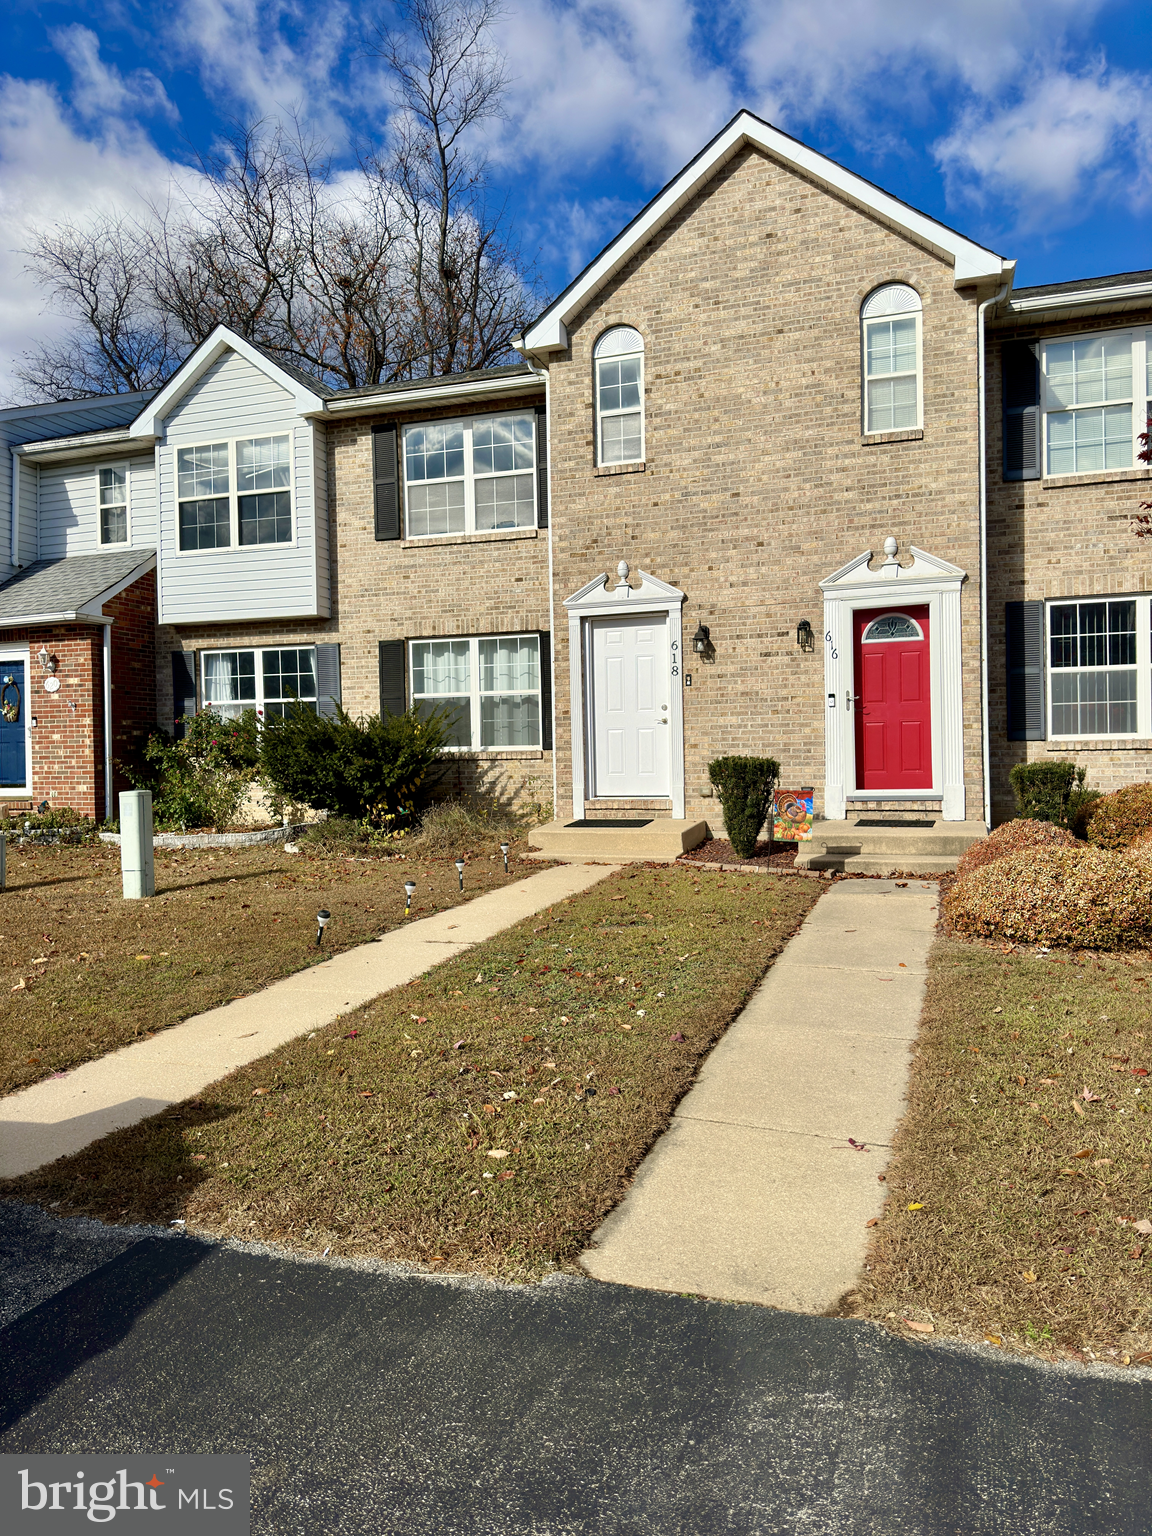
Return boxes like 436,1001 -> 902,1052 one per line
854,605 -> 932,790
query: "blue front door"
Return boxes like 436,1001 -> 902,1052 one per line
0,662 -> 27,787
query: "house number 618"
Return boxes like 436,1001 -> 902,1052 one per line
671,638 -> 680,677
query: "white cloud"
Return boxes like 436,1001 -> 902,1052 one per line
51,24 -> 177,125
935,65 -> 1152,228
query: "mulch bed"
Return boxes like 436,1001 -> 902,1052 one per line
679,837 -> 800,872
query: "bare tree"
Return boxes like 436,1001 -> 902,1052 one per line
12,1 -> 541,402
1132,416 -> 1152,539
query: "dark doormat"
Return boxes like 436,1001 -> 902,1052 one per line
855,818 -> 937,828
565,818 -> 653,829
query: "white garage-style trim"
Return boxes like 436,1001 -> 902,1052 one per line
564,563 -> 687,819
819,540 -> 968,821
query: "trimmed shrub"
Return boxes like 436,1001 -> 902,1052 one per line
125,710 -> 258,831
1086,783 -> 1152,851
944,843 -> 1152,950
259,705 -> 448,828
1009,759 -> 1085,824
707,755 -> 780,858
1124,831 -> 1152,871
954,817 -> 1076,883
1067,787 -> 1103,840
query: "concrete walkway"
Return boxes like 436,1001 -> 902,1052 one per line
582,877 -> 938,1312
0,860 -> 619,1179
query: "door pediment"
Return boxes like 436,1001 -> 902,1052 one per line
565,564 -> 685,615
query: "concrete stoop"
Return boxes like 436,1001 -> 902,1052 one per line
528,817 -> 709,863
794,816 -> 987,875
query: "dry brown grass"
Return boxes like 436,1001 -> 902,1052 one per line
847,935 -> 1152,1362
1,867 -> 819,1279
0,839 -> 535,1096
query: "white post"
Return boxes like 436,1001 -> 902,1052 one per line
120,789 -> 155,899
0,830 -> 6,890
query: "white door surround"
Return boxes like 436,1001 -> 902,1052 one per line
820,539 -> 968,822
589,615 -> 671,798
564,563 -> 686,819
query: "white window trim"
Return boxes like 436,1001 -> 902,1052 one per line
407,633 -> 543,752
401,414 -> 537,540
1045,593 -> 1150,740
174,432 -> 296,556
0,647 -> 31,796
97,460 -> 132,547
199,645 -> 318,719
861,309 -> 923,434
1040,327 -> 1151,479
595,349 -> 646,466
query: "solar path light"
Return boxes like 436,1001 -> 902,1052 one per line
404,879 -> 417,913
316,909 -> 331,946
500,841 -> 510,873
455,857 -> 465,890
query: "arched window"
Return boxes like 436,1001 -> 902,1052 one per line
862,613 -> 923,642
861,284 -> 922,433
594,326 -> 644,465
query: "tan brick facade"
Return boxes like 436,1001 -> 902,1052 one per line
545,144 -> 987,824
986,308 -> 1152,821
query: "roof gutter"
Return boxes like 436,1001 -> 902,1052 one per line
315,373 -> 542,417
978,281 -> 1010,830
1007,280 -> 1152,316
0,608 -> 118,628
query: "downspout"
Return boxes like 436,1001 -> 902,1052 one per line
102,619 -> 113,822
10,448 -> 20,567
977,282 -> 1010,831
526,358 -> 557,822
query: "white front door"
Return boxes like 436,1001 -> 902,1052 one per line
589,615 -> 670,797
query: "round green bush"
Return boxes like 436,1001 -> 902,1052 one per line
955,817 -> 1075,883
944,843 -> 1152,950
1086,783 -> 1152,851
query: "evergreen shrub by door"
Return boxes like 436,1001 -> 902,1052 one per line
707,755 -> 781,858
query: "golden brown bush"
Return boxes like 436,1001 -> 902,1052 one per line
944,843 -> 1152,950
1087,783 -> 1152,850
1123,831 -> 1152,870
954,817 -> 1076,883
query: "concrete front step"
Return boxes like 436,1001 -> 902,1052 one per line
528,817 -> 709,863
794,818 -> 986,874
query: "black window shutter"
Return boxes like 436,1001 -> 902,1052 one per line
1003,342 -> 1040,481
172,651 -> 196,739
538,631 -> 552,749
535,403 -> 549,529
1006,601 -> 1047,740
372,424 -> 401,540
379,640 -> 406,716
315,644 -> 342,719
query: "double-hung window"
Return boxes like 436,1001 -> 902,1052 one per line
202,646 -> 317,719
409,634 -> 541,749
403,414 -> 536,537
98,465 -> 129,544
594,327 -> 645,464
177,435 -> 293,551
1042,330 -> 1151,476
861,285 -> 922,433
1047,597 -> 1151,737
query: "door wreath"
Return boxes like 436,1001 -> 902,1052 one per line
1,677 -> 20,723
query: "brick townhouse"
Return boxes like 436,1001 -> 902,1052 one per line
1,111 -> 1149,844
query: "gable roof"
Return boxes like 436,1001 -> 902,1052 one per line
131,326 -> 330,436
520,110 -> 1010,356
0,549 -> 155,626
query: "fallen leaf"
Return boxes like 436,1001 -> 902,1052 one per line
1134,1219 -> 1152,1236
134,954 -> 151,961
1081,1086 -> 1101,1102
1021,1271 -> 1037,1283
1130,1247 -> 1145,1259
191,1154 -> 207,1162
1133,1068 -> 1150,1077
670,1031 -> 685,1043
411,1015 -> 427,1025
486,1149 -> 509,1159
985,1334 -> 1003,1346
502,1091 -> 517,1101
1074,1148 -> 1095,1159
344,1030 -> 359,1039
907,1202 -> 924,1211
1072,1100 -> 1086,1117
993,1005 -> 1003,1013
360,1091 -> 374,1098
453,1040 -> 467,1050
1134,1352 -> 1152,1365
251,1088 -> 268,1097
1093,1157 -> 1113,1167
10,979 -> 25,992
865,1217 -> 879,1228
903,1318 -> 934,1333
1015,1075 -> 1026,1088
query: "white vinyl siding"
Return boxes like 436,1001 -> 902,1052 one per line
38,456 -> 157,560
157,348 -> 328,624
409,634 -> 541,749
402,413 -> 536,537
1042,330 -> 1151,476
1047,595 -> 1152,738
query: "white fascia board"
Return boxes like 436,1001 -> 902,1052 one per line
522,112 -> 1007,352
131,326 -> 326,436
0,389 -> 154,425
16,431 -> 157,465
319,373 -> 543,416
0,609 -> 112,627
1007,280 -> 1152,316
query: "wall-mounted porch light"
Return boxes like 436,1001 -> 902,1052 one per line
691,622 -> 711,655
36,646 -> 57,674
796,619 -> 815,653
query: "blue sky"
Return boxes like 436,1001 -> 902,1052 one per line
1,0 -> 1151,397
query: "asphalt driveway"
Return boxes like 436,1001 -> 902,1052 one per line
1,1203 -> 1149,1535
